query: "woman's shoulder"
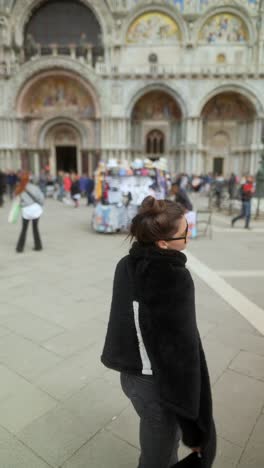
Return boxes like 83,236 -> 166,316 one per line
115,255 -> 130,273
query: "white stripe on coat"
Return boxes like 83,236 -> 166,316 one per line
133,301 -> 153,375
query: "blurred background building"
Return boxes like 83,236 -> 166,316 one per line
0,0 -> 263,176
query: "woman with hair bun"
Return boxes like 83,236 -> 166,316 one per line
101,196 -> 216,468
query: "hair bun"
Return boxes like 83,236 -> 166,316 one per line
139,196 -> 166,216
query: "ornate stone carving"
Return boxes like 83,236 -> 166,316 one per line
0,16 -> 9,45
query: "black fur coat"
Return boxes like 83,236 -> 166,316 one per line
102,242 -> 216,467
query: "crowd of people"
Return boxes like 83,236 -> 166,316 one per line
36,170 -> 95,208
172,171 -> 255,228
173,172 -> 251,198
0,169 -> 95,208
0,168 -> 256,231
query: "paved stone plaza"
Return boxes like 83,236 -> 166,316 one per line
0,199 -> 264,468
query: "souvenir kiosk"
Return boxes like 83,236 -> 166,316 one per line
92,158 -> 171,233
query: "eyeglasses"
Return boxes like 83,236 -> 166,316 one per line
163,222 -> 189,244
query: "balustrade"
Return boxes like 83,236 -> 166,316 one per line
23,42 -> 104,67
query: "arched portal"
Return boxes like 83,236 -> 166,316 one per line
131,90 -> 182,171
16,70 -> 99,175
201,92 -> 256,175
45,123 -> 81,174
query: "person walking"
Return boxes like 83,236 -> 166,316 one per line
86,175 -> 95,206
63,173 -> 72,200
171,181 -> 193,212
101,196 -> 216,468
214,174 -> 225,210
56,171 -> 65,201
231,176 -> 254,229
228,173 -> 236,200
70,174 -> 81,208
0,169 -> 6,207
6,170 -> 18,200
15,172 -> 44,253
38,169 -> 47,197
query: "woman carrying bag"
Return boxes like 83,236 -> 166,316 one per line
101,196 -> 216,468
15,172 -> 44,253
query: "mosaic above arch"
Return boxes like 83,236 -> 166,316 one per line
21,75 -> 95,119
132,91 -> 182,120
126,12 -> 181,44
199,13 -> 249,43
202,93 -> 255,119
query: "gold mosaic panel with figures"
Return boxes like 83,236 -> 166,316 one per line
199,13 -> 249,43
127,12 -> 181,44
202,93 -> 255,120
22,76 -> 95,119
132,91 -> 182,120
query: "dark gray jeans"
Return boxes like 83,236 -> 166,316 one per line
121,372 -> 181,468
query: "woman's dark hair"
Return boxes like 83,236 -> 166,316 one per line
130,196 -> 185,244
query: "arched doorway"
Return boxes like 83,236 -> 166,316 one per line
16,70 -> 99,175
131,90 -> 182,171
24,0 -> 103,64
45,124 -> 81,174
201,92 -> 256,175
208,131 -> 230,175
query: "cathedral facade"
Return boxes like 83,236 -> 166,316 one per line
0,0 -> 263,176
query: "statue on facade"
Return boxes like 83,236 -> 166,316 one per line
25,33 -> 39,57
0,17 -> 8,45
79,32 -> 88,56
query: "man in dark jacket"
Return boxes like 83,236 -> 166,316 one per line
86,176 -> 95,206
172,182 -> 193,212
0,170 -> 6,207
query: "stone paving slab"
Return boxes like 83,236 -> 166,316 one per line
0,364 -> 34,401
225,277 -> 264,309
18,406 -> 94,467
1,310 -> 66,343
238,414 -> 264,467
213,369 -> 264,447
35,343 -> 104,401
0,385 -> 57,434
42,320 -> 104,357
229,350 -> 264,382
62,430 -> 138,468
0,333 -> 62,381
0,426 -> 51,468
63,377 -> 129,435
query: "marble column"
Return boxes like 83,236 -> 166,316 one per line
34,152 -> 40,176
250,118 -> 262,174
88,151 -> 93,176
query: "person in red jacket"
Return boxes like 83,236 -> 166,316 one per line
63,173 -> 72,198
232,176 -> 254,229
